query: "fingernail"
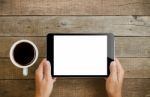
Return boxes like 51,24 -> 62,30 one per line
111,61 -> 114,65
47,61 -> 50,65
111,61 -> 116,66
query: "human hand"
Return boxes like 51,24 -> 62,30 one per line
35,59 -> 56,97
106,58 -> 124,97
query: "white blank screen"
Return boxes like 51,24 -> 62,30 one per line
54,35 -> 107,75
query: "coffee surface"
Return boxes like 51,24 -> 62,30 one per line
13,42 -> 35,66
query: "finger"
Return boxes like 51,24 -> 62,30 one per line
35,59 -> 46,80
116,58 -> 124,73
52,77 -> 57,83
109,61 -> 117,80
43,60 -> 51,80
115,58 -> 124,83
37,59 -> 46,72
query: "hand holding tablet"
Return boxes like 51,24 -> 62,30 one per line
47,33 -> 114,77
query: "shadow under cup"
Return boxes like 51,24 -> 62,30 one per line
10,40 -> 38,76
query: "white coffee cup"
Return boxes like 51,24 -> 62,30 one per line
9,40 -> 38,76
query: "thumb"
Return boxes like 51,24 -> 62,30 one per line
109,61 -> 117,80
43,60 -> 51,80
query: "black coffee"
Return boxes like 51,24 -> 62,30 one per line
13,42 -> 35,66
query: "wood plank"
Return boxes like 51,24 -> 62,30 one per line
0,37 -> 46,58
120,58 -> 150,78
0,37 -> 150,58
0,79 -> 149,97
115,37 -> 150,57
0,58 -> 149,79
1,16 -> 150,36
0,0 -> 150,15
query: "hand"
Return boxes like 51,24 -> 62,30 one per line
35,59 -> 56,97
106,58 -> 124,97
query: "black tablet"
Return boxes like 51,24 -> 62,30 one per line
47,33 -> 114,77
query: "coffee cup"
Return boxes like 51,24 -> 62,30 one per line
9,40 -> 38,76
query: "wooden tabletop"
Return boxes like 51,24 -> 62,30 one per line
0,0 -> 150,97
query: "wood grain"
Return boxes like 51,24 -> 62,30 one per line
1,16 -> 150,36
0,0 -> 150,15
115,37 -> 150,57
0,37 -> 46,58
0,37 -> 150,58
0,0 -> 149,97
0,58 -> 149,79
0,79 -> 149,97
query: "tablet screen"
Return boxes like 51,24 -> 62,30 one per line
53,35 -> 107,76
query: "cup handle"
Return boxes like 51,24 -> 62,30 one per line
23,68 -> 28,76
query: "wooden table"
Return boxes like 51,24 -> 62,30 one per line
0,0 -> 150,97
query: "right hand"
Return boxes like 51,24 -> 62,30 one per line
106,58 -> 124,97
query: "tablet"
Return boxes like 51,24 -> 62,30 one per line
47,33 -> 114,77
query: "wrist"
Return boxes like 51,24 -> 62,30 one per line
35,92 -> 50,97
108,93 -> 122,97
35,93 -> 42,97
35,95 -> 42,97
109,96 -> 122,97
35,95 -> 44,97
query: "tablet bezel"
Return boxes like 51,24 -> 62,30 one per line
47,33 -> 114,77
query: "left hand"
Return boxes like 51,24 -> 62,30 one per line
35,59 -> 56,97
